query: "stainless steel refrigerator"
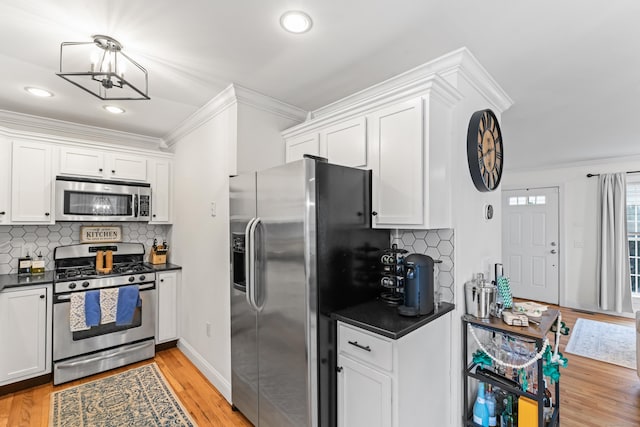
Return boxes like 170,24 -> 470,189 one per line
230,157 -> 388,427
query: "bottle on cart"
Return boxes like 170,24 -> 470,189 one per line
486,384 -> 497,427
500,395 -> 515,427
473,382 -> 490,427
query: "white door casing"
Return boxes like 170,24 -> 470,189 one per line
502,187 -> 560,304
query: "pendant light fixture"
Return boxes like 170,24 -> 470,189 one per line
56,35 -> 150,100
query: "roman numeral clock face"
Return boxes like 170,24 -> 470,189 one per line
466,109 -> 504,192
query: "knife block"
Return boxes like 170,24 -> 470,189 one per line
149,246 -> 167,264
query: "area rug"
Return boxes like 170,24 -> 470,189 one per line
49,363 -> 197,427
565,318 -> 636,370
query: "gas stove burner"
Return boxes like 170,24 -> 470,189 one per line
56,267 -> 97,281
112,262 -> 149,274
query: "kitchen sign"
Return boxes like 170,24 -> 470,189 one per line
80,226 -> 123,243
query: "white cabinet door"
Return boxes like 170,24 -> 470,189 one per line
285,133 -> 321,162
156,271 -> 179,343
369,98 -> 424,228
0,136 -> 11,224
107,153 -> 147,181
337,354 -> 392,427
0,286 -> 51,385
148,159 -> 172,223
59,146 -> 105,178
321,117 -> 367,168
11,140 -> 53,223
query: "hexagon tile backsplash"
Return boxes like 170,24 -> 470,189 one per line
0,223 -> 171,274
391,229 -> 455,304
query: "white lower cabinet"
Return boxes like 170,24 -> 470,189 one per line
0,285 -> 52,386
337,313 -> 452,427
337,354 -> 392,427
156,271 -> 180,344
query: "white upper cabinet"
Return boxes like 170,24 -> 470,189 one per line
0,137 -> 11,224
59,146 -> 105,178
148,158 -> 172,223
321,117 -> 367,168
285,132 -> 320,162
369,98 -> 424,227
11,139 -> 53,223
59,146 -> 147,181
108,152 -> 147,181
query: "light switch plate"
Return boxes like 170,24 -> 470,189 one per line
210,201 -> 216,217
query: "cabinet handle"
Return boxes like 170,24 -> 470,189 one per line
99,168 -> 103,172
0,211 -> 5,215
160,279 -> 164,282
347,340 -> 371,352
112,170 -> 116,174
153,214 -> 157,218
372,211 -> 378,217
45,212 -> 50,216
40,295 -> 45,299
336,366 -> 343,373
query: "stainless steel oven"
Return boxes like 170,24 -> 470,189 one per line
52,242 -> 156,385
55,176 -> 151,222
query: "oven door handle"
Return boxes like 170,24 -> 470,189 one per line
55,284 -> 155,302
134,194 -> 139,218
55,341 -> 152,368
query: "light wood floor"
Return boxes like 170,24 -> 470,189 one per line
0,308 -> 638,427
0,347 -> 251,427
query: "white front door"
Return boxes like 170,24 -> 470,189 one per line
502,187 -> 560,304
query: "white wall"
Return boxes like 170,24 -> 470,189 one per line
170,92 -> 303,401
171,104 -> 236,398
447,76 -> 505,426
503,156 -> 640,315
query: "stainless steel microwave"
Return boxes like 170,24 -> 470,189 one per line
55,177 -> 151,222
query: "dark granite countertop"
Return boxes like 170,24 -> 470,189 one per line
0,271 -> 55,292
332,299 -> 455,340
144,263 -> 182,272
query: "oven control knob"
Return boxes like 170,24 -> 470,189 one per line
139,275 -> 146,281
82,281 -> 90,288
129,276 -> 135,283
69,283 -> 76,289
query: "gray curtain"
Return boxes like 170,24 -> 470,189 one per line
597,173 -> 633,313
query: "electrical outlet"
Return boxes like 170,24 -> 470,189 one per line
206,322 -> 211,337
210,201 -> 217,217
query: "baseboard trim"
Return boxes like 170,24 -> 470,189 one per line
177,339 -> 231,402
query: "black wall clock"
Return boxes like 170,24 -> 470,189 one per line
467,109 -> 503,192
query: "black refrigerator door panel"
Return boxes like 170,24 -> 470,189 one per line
315,162 -> 390,427
230,173 -> 259,426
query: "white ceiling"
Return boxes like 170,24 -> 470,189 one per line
1,1 -> 639,169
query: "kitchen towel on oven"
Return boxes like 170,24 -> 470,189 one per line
69,292 -> 91,332
116,285 -> 141,326
84,290 -> 101,327
100,288 -> 119,324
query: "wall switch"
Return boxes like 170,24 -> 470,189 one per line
210,201 -> 216,217
206,322 -> 211,337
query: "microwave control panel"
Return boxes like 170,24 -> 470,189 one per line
139,195 -> 150,217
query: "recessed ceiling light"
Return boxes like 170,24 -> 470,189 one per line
280,11 -> 313,34
25,87 -> 54,97
103,105 -> 125,114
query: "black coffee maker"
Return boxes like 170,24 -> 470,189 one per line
398,254 -> 435,317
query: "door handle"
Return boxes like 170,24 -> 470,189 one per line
244,218 -> 256,310
249,218 -> 263,311
550,249 -> 557,254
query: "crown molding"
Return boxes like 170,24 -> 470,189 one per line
308,47 -> 512,121
506,153 -> 640,174
437,48 -> 514,113
163,84 -> 307,148
282,74 -> 463,139
0,109 -> 164,149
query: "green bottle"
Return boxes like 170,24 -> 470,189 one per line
500,395 -> 515,427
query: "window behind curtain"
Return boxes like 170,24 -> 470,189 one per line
626,180 -> 640,296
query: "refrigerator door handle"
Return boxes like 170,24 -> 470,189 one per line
248,217 -> 262,311
244,218 -> 256,310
